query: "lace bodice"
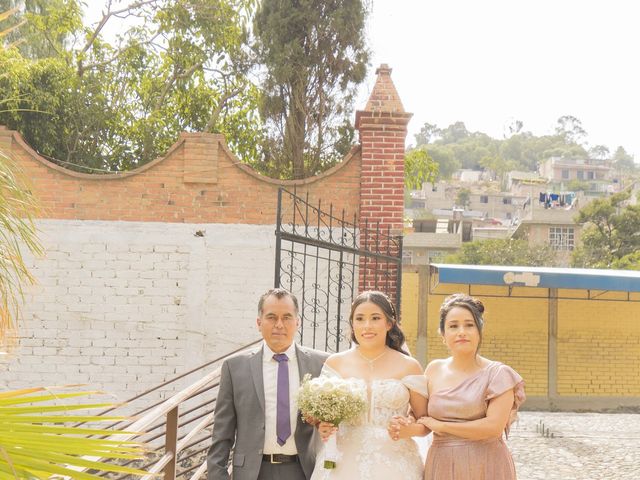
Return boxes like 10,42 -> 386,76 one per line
310,364 -> 427,480
320,365 -> 428,428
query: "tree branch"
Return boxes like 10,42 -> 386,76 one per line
79,0 -> 160,58
78,33 -> 160,76
204,87 -> 242,132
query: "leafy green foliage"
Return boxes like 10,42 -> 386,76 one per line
0,0 -> 263,172
253,0 -> 368,179
414,117 -> 592,180
404,148 -> 438,190
444,238 -> 558,267
2,12 -> 151,478
571,191 -> 640,269
612,146 -> 637,172
0,386 -> 149,479
0,149 -> 41,353
456,188 -> 471,208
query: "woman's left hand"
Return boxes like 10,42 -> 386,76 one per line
387,415 -> 413,441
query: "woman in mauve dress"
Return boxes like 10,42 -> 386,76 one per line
389,293 -> 525,480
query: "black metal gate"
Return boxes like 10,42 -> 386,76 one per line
274,188 -> 402,352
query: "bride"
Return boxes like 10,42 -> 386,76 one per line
310,291 -> 427,480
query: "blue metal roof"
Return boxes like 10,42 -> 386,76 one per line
430,264 -> 640,292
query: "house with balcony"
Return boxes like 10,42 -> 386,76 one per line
539,156 -> 616,196
511,198 -> 582,266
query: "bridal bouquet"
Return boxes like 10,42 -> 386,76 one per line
297,374 -> 367,469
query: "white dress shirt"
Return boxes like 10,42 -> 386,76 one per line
262,341 -> 300,455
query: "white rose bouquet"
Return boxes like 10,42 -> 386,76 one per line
297,374 -> 367,469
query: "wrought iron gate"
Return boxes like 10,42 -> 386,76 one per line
274,188 -> 402,352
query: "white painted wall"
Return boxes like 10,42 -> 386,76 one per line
0,220 -> 274,402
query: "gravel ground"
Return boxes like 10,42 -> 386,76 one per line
415,411 -> 640,479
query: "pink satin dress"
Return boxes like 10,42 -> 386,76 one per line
424,362 -> 525,480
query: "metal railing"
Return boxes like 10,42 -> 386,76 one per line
87,340 -> 262,479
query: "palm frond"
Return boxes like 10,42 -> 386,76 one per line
0,386 -> 151,478
0,149 -> 42,353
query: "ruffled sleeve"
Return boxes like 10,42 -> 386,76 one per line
401,374 -> 429,398
486,363 -> 526,437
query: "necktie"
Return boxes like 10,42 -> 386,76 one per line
273,353 -> 291,446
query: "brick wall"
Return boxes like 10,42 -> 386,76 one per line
0,130 -> 361,224
401,269 -> 640,410
2,220 -> 277,401
556,292 -> 640,396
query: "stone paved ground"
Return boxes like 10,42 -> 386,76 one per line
416,411 -> 640,479
509,411 -> 640,480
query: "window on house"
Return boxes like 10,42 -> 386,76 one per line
577,171 -> 584,180
480,195 -> 489,203
587,171 -> 595,180
562,169 -> 569,179
502,197 -> 512,205
549,227 -> 575,251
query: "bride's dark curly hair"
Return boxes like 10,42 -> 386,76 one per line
349,290 -> 408,355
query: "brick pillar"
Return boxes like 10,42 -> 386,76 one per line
355,64 -> 412,309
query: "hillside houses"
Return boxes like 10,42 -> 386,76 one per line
405,154 -> 629,266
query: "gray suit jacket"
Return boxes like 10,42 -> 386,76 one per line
207,344 -> 329,480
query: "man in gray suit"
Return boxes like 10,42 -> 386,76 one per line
207,288 -> 329,480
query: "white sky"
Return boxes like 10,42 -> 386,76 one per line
358,0 -> 640,159
85,1 -> 640,160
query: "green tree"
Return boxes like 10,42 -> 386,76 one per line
444,238 -> 558,267
588,144 -> 610,160
504,118 -> 523,137
0,2 -> 24,49
253,0 -> 369,179
404,147 -> 438,190
439,121 -> 470,144
571,191 -> 640,269
0,0 -> 263,172
424,144 -> 459,179
612,146 -> 636,172
1,12 -> 152,477
414,122 -> 441,146
414,118 -> 596,176
0,0 -> 73,58
555,115 -> 587,145
456,188 -> 470,208
479,154 -> 516,186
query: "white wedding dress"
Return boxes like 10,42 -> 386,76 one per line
310,365 -> 427,480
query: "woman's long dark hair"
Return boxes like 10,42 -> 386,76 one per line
349,290 -> 408,355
